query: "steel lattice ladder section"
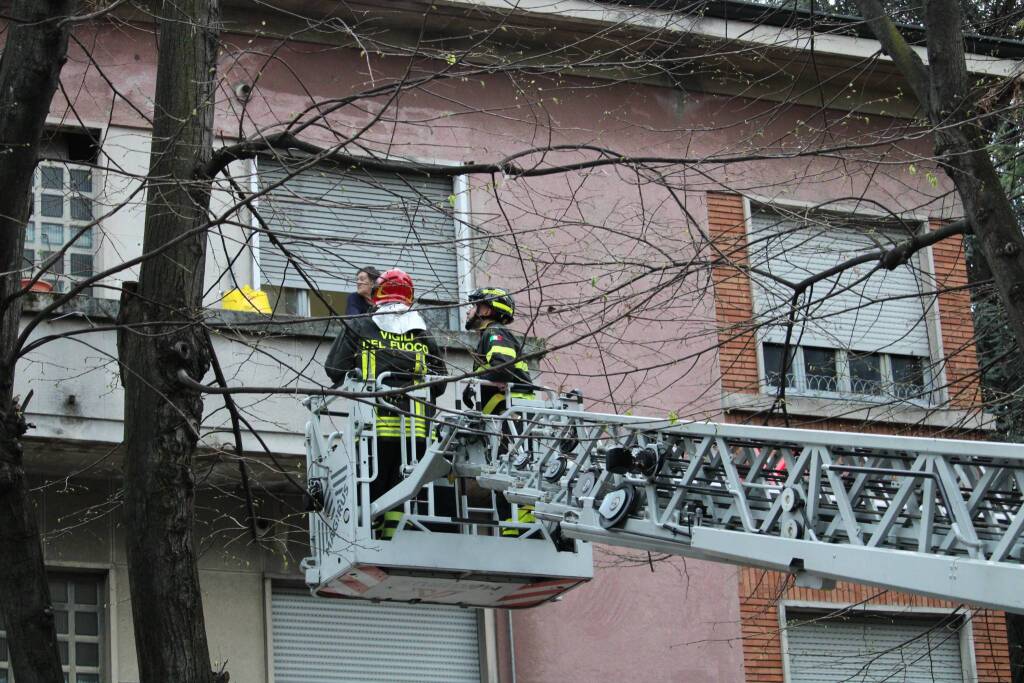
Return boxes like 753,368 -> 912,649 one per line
450,402 -> 1024,612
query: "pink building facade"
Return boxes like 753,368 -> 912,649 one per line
6,2 -> 1018,681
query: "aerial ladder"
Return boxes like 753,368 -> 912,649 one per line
300,375 -> 1024,612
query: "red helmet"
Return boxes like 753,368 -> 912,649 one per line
373,268 -> 414,306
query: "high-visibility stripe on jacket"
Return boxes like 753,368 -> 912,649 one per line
375,398 -> 428,439
481,390 -> 535,416
359,334 -> 430,438
324,316 -> 447,438
485,344 -> 530,375
473,323 -> 533,414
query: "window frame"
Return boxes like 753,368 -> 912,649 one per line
264,578 -> 489,682
742,196 -> 948,406
0,571 -> 109,683
249,155 -> 475,327
26,159 -> 99,295
760,343 -> 936,404
777,600 -> 977,683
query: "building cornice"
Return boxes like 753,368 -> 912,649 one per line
722,391 -> 995,431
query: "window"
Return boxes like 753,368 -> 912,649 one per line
802,346 -> 838,392
256,157 -> 463,328
848,351 -> 883,395
749,206 -> 935,402
763,343 -> 930,400
762,343 -> 797,388
270,586 -> 481,682
25,129 -> 99,295
784,608 -> 969,682
891,354 -> 927,399
0,574 -> 105,683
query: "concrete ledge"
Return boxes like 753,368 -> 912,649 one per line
20,293 -> 544,355
721,392 -> 996,431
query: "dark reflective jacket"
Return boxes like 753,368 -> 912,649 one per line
325,317 -> 447,437
472,323 -> 532,414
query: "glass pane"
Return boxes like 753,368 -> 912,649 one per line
849,352 -> 883,395
71,227 -> 92,249
891,355 -> 926,399
0,669 -> 8,683
23,249 -> 35,271
54,609 -> 68,634
49,580 -> 68,603
70,197 -> 92,221
40,194 -> 63,217
264,285 -> 305,316
58,640 -> 68,665
76,675 -> 100,683
25,223 -> 34,241
70,254 -> 93,278
762,344 -> 797,388
75,641 -> 99,667
803,347 -> 837,392
40,166 -> 63,190
74,581 -> 97,605
70,169 -> 92,193
0,635 -> 8,660
307,289 -> 347,318
75,611 -> 98,636
41,223 -> 63,245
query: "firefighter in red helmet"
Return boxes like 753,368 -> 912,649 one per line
325,268 -> 447,538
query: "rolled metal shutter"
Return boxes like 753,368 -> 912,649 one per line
257,158 -> 458,303
748,208 -> 932,356
785,612 -> 966,682
271,588 -> 481,683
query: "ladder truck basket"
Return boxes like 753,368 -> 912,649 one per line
300,375 -> 593,608
302,374 -> 1024,614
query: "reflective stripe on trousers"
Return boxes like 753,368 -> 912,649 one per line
501,505 -> 536,537
374,510 -> 404,540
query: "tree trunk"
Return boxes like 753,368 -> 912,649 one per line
922,3 -> 1024,676
115,1 -> 221,681
854,0 -> 1024,674
855,0 -> 1024,359
0,2 -> 76,682
922,0 -> 1024,356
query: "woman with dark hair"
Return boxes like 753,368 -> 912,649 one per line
345,266 -> 380,316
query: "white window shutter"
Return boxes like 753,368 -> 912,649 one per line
748,208 -> 932,357
271,588 -> 481,682
786,612 -> 967,682
257,158 -> 459,303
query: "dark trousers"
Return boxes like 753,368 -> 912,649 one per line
369,437 -> 410,504
370,438 -> 458,530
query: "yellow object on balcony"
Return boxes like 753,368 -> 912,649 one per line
222,285 -> 271,314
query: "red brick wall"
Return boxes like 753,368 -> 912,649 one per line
740,569 -> 1011,682
931,223 -> 983,409
707,193 -> 1004,681
706,195 -> 984,416
707,192 -> 760,394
